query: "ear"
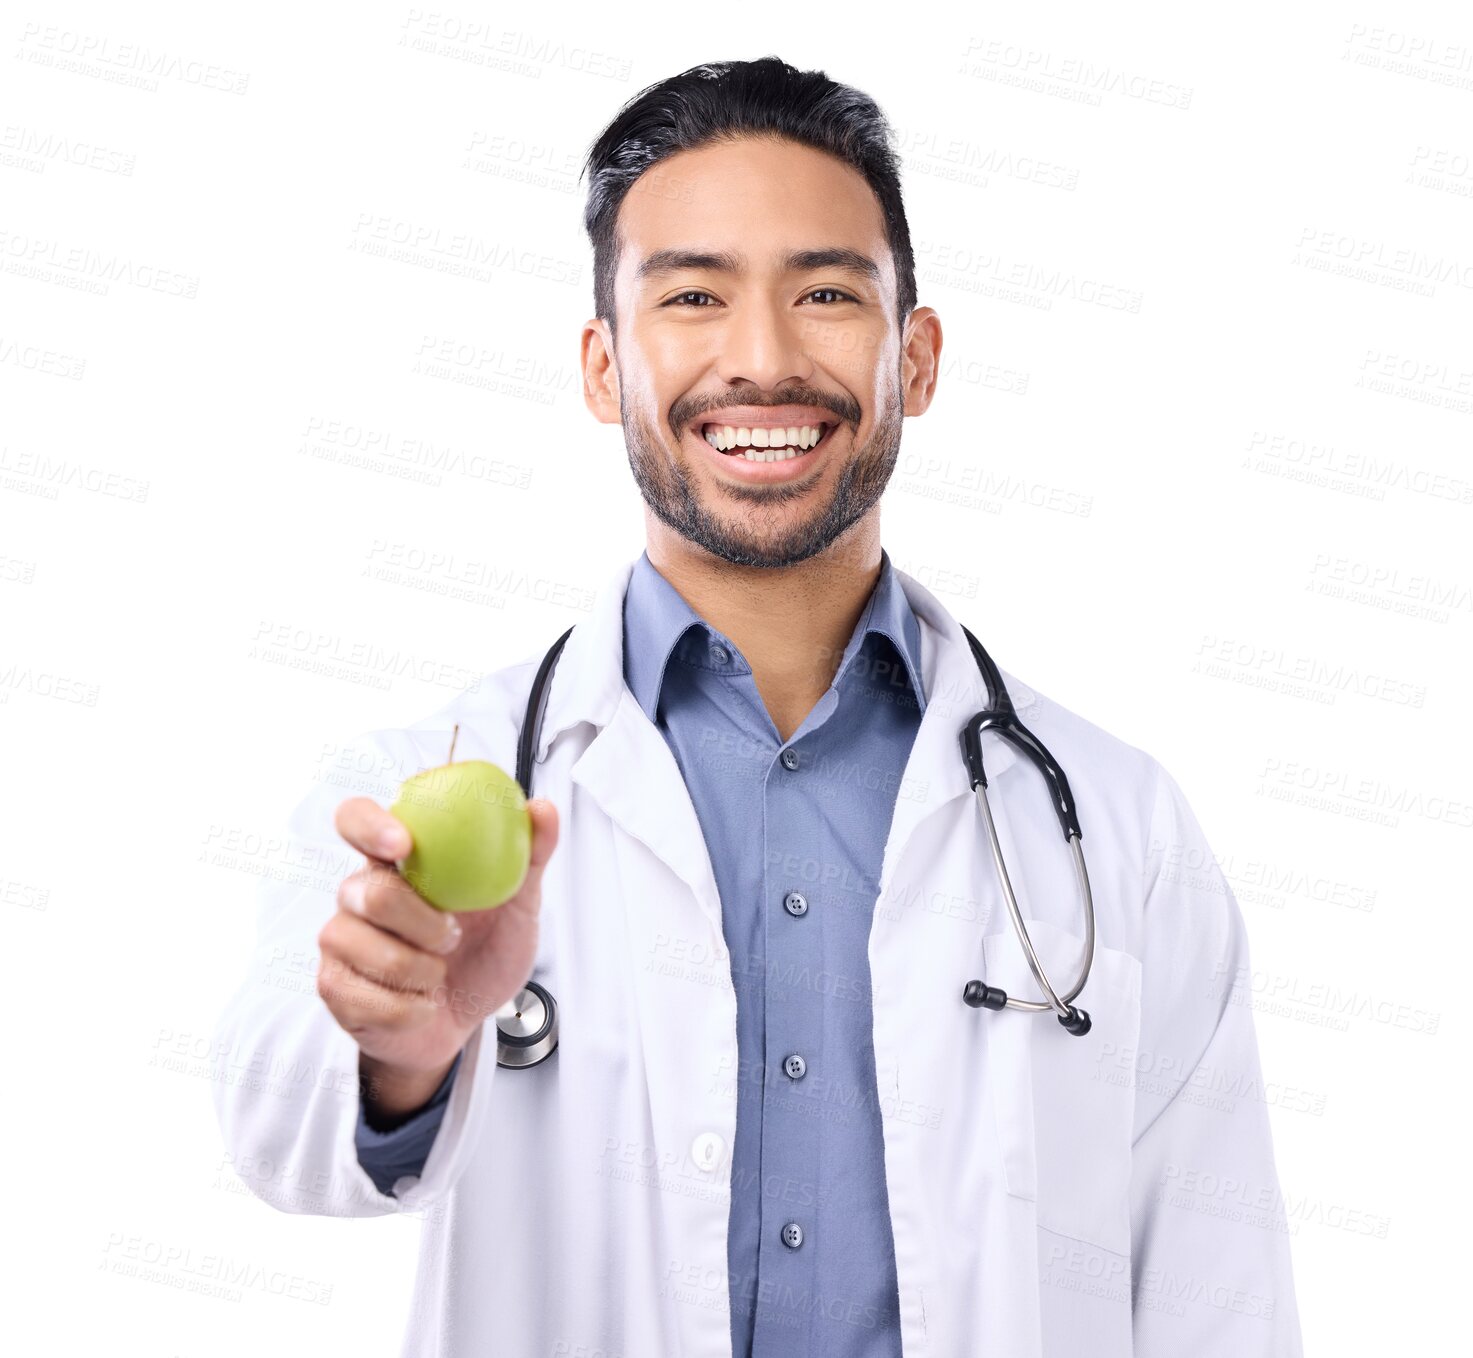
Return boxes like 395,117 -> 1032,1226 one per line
581,318 -> 621,426
900,306 -> 942,418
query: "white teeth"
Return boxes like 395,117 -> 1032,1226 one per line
701,422 -> 828,455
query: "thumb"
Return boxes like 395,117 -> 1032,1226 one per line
522,797 -> 560,886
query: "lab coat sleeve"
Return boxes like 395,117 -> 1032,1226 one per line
1127,762 -> 1305,1357
208,728 -> 501,1219
354,1049 -> 461,1195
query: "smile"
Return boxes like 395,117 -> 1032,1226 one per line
700,420 -> 837,463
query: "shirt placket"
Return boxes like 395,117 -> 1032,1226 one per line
749,685 -> 843,1354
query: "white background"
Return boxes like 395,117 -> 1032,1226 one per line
3,0 -> 1468,1351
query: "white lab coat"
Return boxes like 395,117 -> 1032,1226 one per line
212,553 -> 1304,1357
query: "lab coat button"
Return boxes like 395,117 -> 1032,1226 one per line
783,891 -> 808,917
784,1054 -> 806,1080
781,1222 -> 804,1249
392,1175 -> 419,1196
780,748 -> 800,770
690,1132 -> 726,1172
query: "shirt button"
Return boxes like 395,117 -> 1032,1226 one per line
709,644 -> 729,666
784,1054 -> 806,1080
783,891 -> 808,918
780,748 -> 800,771
690,1131 -> 726,1172
781,1221 -> 804,1249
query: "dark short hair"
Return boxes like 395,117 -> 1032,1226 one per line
580,56 -> 916,340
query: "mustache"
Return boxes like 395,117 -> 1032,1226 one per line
669,386 -> 862,432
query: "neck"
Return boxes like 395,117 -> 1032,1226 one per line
644,516 -> 883,742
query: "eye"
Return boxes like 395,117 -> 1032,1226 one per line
662,290 -> 719,307
803,287 -> 858,305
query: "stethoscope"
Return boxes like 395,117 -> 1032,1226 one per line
494,619 -> 1095,1068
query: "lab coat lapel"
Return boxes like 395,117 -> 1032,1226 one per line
569,691 -> 726,934
879,568 -> 1020,899
532,555 -> 725,936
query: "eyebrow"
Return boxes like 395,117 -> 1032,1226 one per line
634,246 -> 882,288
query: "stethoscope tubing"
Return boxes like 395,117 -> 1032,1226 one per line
958,623 -> 1096,1035
974,781 -> 1096,1015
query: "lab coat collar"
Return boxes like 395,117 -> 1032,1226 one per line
530,550 -> 1025,911
878,564 -> 1026,895
536,547 -> 1031,760
528,554 -> 634,766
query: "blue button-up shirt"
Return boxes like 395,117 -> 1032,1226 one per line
357,547 -> 927,1356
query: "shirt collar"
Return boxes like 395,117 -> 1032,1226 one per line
622,547 -> 928,725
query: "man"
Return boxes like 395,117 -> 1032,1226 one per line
212,57 -> 1304,1357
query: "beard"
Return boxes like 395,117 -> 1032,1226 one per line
620,372 -> 904,570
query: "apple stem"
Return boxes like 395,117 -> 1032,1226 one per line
447,723 -> 460,764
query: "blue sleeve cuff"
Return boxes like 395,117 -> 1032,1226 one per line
355,1049 -> 463,1196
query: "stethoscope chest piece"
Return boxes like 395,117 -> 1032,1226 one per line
495,979 -> 559,1069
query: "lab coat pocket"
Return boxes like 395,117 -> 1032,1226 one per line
983,919 -> 1141,1257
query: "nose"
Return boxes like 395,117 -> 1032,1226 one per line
712,295 -> 814,392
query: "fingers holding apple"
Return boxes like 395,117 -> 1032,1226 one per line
317,903 -> 448,1032
336,856 -> 466,957
318,764 -> 560,1079
317,857 -> 519,1077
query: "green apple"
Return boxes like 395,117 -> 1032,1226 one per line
388,758 -> 532,912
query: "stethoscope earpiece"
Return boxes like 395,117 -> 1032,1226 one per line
1058,1005 -> 1091,1036
961,980 -> 1007,1010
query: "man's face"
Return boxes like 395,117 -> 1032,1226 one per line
590,136 -> 924,569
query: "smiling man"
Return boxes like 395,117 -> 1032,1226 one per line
214,56 -> 1305,1358
582,127 -> 932,743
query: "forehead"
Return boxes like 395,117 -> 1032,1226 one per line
615,137 -> 891,287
